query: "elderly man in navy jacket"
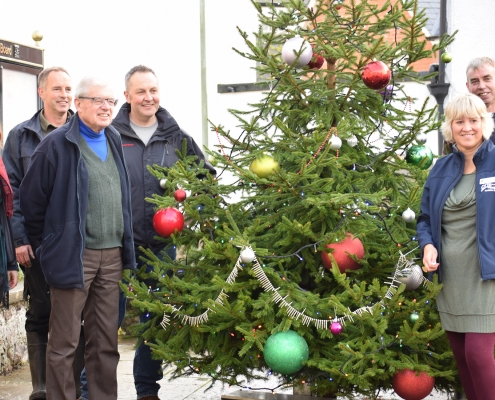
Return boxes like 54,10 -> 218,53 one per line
20,76 -> 135,400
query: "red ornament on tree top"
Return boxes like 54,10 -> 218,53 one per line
392,369 -> 435,400
321,233 -> 365,273
307,44 -> 324,70
153,207 -> 184,238
362,60 -> 391,90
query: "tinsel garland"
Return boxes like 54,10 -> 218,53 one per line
159,247 -> 431,330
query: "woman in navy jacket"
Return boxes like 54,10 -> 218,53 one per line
417,93 -> 495,399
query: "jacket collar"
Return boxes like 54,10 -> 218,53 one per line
112,103 -> 180,138
453,139 -> 493,164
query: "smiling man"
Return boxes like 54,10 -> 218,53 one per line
19,77 -> 135,400
466,57 -> 495,143
100,65 -> 215,400
2,66 -> 86,400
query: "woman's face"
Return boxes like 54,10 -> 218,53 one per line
452,115 -> 484,153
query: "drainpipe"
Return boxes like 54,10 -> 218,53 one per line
427,0 -> 450,154
200,0 -> 209,149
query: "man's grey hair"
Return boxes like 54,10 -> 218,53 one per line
38,66 -> 70,89
466,57 -> 495,76
75,77 -> 112,98
124,65 -> 157,90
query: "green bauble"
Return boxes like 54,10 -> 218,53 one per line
264,330 -> 309,375
405,145 -> 433,170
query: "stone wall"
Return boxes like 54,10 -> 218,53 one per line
0,282 -> 28,374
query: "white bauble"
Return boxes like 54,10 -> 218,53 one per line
281,36 -> 312,68
159,179 -> 167,189
347,135 -> 358,147
329,136 -> 342,150
397,264 -> 423,291
240,248 -> 256,263
402,207 -> 416,223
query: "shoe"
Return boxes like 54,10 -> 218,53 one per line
139,397 -> 161,400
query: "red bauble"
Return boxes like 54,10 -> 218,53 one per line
307,53 -> 324,69
362,60 -> 391,90
153,207 -> 184,238
392,369 -> 435,400
321,233 -> 365,273
174,189 -> 187,202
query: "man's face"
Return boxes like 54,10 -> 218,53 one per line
74,85 -> 115,132
466,65 -> 495,112
38,71 -> 73,115
124,72 -> 160,123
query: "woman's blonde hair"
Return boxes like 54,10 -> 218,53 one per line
442,93 -> 494,143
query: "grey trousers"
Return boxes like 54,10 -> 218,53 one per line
46,247 -> 123,400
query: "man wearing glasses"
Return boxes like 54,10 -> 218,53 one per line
19,77 -> 135,400
2,66 -> 86,400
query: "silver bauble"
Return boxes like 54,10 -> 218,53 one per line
329,136 -> 342,150
347,135 -> 358,147
397,264 -> 423,291
416,133 -> 428,144
402,207 -> 416,223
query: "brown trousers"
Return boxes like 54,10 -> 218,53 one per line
46,247 -> 123,400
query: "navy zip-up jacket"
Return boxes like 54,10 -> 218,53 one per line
2,109 -> 74,248
112,103 -> 215,253
417,139 -> 495,281
19,114 -> 135,289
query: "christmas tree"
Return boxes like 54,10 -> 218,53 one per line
124,0 -> 460,398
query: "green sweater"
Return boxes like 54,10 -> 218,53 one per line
438,172 -> 495,332
80,137 -> 124,249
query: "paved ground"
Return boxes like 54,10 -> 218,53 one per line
0,337 -> 457,400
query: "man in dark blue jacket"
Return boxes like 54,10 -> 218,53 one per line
110,65 -> 214,400
2,66 -> 85,400
20,76 -> 135,400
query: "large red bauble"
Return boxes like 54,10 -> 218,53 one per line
362,60 -> 391,90
321,233 -> 365,273
153,207 -> 184,238
392,369 -> 435,400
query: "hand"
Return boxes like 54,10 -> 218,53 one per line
16,244 -> 35,267
8,271 -> 18,289
422,244 -> 439,272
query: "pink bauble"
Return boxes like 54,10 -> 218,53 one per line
153,207 -> 184,238
392,369 -> 435,400
321,233 -> 365,273
330,321 -> 343,335
362,60 -> 391,90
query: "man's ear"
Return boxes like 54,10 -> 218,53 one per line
124,91 -> 130,103
38,86 -> 44,101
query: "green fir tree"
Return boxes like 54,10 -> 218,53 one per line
123,0 -> 460,398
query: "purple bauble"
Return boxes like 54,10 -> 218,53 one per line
330,321 -> 343,335
380,84 -> 394,102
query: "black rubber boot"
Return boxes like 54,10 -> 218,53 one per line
73,327 -> 85,399
26,331 -> 47,400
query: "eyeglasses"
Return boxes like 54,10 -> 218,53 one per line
78,96 -> 118,107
